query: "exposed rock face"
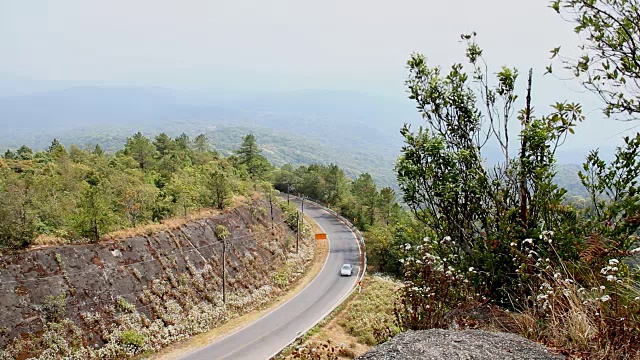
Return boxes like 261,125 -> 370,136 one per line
0,198 -> 304,354
357,329 -> 564,360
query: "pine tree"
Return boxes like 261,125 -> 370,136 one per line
124,132 -> 157,171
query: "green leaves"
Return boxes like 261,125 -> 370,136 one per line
553,0 -> 640,118
0,130 -> 252,248
578,133 -> 640,251
398,34 -> 583,305
124,132 -> 157,171
235,133 -> 272,179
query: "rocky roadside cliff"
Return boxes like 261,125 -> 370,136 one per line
0,197 -> 313,359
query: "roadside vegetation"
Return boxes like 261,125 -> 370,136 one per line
279,274 -> 400,360
277,2 -> 640,359
392,2 -> 640,359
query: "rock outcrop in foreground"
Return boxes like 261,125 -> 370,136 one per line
357,329 -> 564,360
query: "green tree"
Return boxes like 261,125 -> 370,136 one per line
156,152 -> 186,180
397,35 -> 583,300
352,173 -> 377,227
16,145 -> 33,160
272,163 -> 299,194
174,133 -> 191,152
92,144 -> 104,157
377,187 -> 397,226
208,168 -> 232,209
194,133 -> 210,152
366,220 -> 419,276
579,133 -> 640,252
166,167 -> 201,218
298,164 -> 328,201
124,132 -> 157,171
235,134 -> 271,178
325,164 -> 348,206
72,172 -> 115,242
153,133 -> 173,157
0,173 -> 36,248
68,145 -> 88,163
552,0 -> 640,119
3,150 -> 16,160
48,138 -> 67,159
111,170 -> 158,227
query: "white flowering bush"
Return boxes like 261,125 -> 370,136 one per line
509,230 -> 640,358
287,339 -> 346,360
396,237 -> 479,329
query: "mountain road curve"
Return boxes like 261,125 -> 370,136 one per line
179,198 -> 361,360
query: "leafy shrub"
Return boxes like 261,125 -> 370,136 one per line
42,293 -> 67,323
120,329 -> 144,349
214,224 -> 230,240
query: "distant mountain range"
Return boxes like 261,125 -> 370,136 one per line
0,86 -> 421,187
0,86 -> 592,194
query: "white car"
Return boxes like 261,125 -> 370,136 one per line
340,263 -> 353,276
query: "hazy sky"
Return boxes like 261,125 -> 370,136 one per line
1,0 -> 637,153
0,0 -> 582,92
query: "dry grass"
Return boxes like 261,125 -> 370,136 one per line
282,275 -> 401,359
505,266 -> 640,360
106,205 -> 235,241
31,234 -> 67,247
147,223 -> 329,360
234,194 -> 250,204
36,196 -> 253,247
104,223 -> 169,241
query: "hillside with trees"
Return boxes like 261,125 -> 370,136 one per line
0,131 -> 405,253
0,89 -> 417,189
0,132 -> 250,249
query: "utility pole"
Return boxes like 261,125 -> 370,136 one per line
287,184 -> 290,205
222,238 -> 226,304
296,211 -> 300,253
298,196 -> 304,253
269,194 -> 274,230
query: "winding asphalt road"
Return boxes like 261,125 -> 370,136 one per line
180,198 -> 361,360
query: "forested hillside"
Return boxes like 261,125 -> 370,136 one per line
0,132 -> 253,249
0,89 -> 417,188
0,131 -> 404,252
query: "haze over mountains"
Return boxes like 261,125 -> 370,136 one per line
0,86 -> 421,186
0,84 -> 613,193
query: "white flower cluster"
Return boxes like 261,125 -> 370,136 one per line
540,231 -> 554,244
536,282 -> 554,311
600,259 -> 621,283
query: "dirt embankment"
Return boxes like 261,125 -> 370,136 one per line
0,198 -> 313,359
